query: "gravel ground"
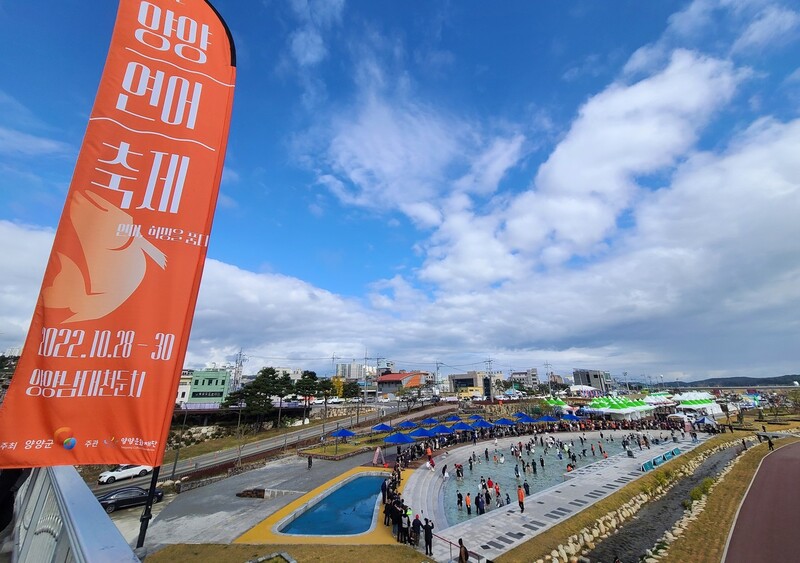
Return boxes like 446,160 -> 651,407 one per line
585,446 -> 740,563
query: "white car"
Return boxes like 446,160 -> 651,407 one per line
97,464 -> 153,485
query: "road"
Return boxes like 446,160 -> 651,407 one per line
93,401 -> 455,492
724,441 -> 800,562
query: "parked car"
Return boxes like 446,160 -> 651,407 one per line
97,464 -> 153,485
96,486 -> 163,514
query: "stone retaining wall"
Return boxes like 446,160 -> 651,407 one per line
532,437 -> 744,563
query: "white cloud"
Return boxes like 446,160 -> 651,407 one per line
290,28 -> 327,67
454,134 -> 525,196
732,5 -> 800,53
505,50 -> 743,261
0,127 -> 71,157
285,0 -> 344,68
321,96 -> 466,223
289,0 -> 345,29
0,221 -> 53,349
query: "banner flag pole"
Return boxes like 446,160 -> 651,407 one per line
0,0 -> 236,472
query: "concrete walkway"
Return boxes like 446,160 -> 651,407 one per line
402,430 -> 711,562
142,450 -> 377,553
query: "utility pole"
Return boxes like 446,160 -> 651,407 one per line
623,371 -> 630,393
363,349 -> 369,402
544,361 -> 553,396
231,348 -> 248,392
485,358 -> 493,401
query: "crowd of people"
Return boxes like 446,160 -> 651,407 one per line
375,412 -> 722,557
380,471 -> 435,554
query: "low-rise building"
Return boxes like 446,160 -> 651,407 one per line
376,371 -> 429,394
573,369 -> 611,394
448,370 -> 504,401
186,367 -> 231,405
510,368 -> 539,389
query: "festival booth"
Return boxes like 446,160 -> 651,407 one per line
569,385 -> 602,398
584,396 -> 656,421
672,392 -> 724,417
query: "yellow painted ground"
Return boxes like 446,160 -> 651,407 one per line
236,466 -> 406,546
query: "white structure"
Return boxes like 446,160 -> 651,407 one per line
273,366 -> 304,382
176,369 -> 193,405
336,361 -> 377,380
672,391 -> 725,417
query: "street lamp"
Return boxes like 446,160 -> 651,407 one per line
660,374 -> 664,391
170,406 -> 189,480
235,401 -> 244,468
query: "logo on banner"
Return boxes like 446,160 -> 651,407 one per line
54,427 -> 77,451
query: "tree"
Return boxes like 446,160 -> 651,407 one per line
261,368 -> 294,429
317,378 -> 335,432
342,380 -> 361,400
295,371 -> 318,423
221,370 -> 275,427
331,375 -> 344,397
396,387 -> 416,413
787,389 -> 800,414
317,378 -> 334,413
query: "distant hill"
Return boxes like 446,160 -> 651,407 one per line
674,374 -> 800,388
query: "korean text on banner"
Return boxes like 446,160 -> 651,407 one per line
0,0 -> 236,468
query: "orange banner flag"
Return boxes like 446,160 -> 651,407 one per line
0,0 -> 236,468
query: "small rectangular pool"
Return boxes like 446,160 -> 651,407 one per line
279,474 -> 385,535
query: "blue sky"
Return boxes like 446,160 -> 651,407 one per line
1,0 -> 799,382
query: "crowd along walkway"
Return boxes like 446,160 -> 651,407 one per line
401,430 -> 711,562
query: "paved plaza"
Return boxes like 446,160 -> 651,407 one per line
135,425 -> 710,562
406,430 -> 710,562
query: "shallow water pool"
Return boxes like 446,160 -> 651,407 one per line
442,437 -> 626,525
279,474 -> 385,535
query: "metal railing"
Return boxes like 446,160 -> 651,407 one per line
431,532 -> 484,562
11,466 -> 138,562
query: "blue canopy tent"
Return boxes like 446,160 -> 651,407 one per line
451,421 -> 474,432
372,423 -> 393,433
561,414 -> 581,422
537,415 -> 558,423
384,432 -> 416,445
396,420 -> 418,429
409,427 -> 434,439
329,427 -> 356,454
445,414 -> 462,422
494,417 -> 516,426
516,414 -> 536,424
430,424 -> 454,435
421,417 -> 439,426
468,414 -> 485,420
512,412 -> 528,418
472,419 -> 494,429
